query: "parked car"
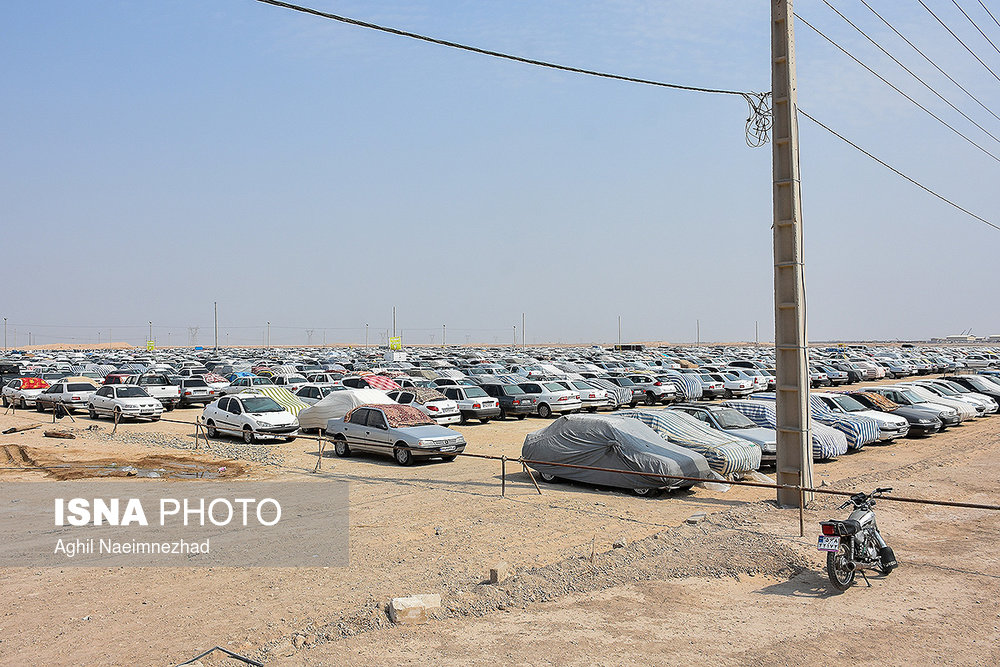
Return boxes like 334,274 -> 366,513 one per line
123,373 -> 180,410
438,385 -> 501,423
708,372 -> 755,398
219,375 -> 276,396
34,381 -> 99,414
2,377 -> 49,408
326,404 -> 466,465
914,379 -> 997,415
294,384 -> 346,405
812,392 -> 909,442
599,376 -> 643,407
202,394 -> 299,444
671,404 -> 777,463
941,374 -> 1000,403
271,373 -> 310,393
480,383 -> 536,420
518,381 -> 583,418
87,385 -> 163,421
176,378 -> 217,408
560,379 -> 612,412
694,373 -> 726,399
386,388 -> 461,425
626,374 -> 678,405
864,386 -> 962,428
847,391 -> 943,436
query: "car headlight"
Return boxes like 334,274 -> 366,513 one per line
917,419 -> 933,424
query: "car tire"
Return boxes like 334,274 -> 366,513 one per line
496,408 -> 507,421
19,397 -> 28,410
165,403 -> 175,412
1,396 -> 7,408
646,392 -> 657,406
629,400 -> 638,408
333,436 -> 351,457
243,427 -> 255,444
88,406 -> 98,420
480,417 -> 491,424
537,404 -> 552,419
517,414 -> 526,420
206,420 -> 218,438
394,444 -> 414,466
285,436 -> 296,443
441,454 -> 457,462
587,407 -> 598,413
538,471 -> 559,483
36,402 -> 45,413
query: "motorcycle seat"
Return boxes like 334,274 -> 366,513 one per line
827,519 -> 862,536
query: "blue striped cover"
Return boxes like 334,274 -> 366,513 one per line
659,371 -> 703,400
752,393 -> 879,450
586,378 -> 634,407
721,400 -> 848,459
617,409 -> 761,476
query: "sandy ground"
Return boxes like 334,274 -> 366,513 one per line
1,378 -> 998,666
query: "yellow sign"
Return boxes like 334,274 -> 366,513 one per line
389,337 -> 402,351
146,340 -> 155,351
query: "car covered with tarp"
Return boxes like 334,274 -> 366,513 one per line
521,414 -> 712,495
298,387 -> 394,432
721,400 -> 849,460
617,409 -> 761,477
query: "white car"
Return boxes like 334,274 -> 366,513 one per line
34,381 -> 99,414
437,385 -> 502,423
271,374 -> 311,393
219,375 -> 276,396
709,372 -> 755,398
88,385 -> 164,421
813,392 -> 909,441
2,378 -> 50,409
386,388 -> 461,425
517,381 -> 583,418
202,394 -> 299,444
294,383 -> 346,405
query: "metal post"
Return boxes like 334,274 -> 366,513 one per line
392,306 -> 396,338
772,0 -> 814,507
442,324 -> 446,346
148,321 -> 152,345
618,315 -> 621,348
214,301 -> 218,351
501,456 -> 507,497
697,319 -> 700,345
512,325 -> 516,348
267,321 -> 270,348
365,323 -> 369,348
3,317 -> 6,351
521,313 -> 525,348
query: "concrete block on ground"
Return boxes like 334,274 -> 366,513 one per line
388,594 -> 441,625
686,512 -> 707,525
489,561 -> 511,584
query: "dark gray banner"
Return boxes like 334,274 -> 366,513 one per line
0,482 -> 349,567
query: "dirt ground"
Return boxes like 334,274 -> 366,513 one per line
1,379 -> 998,666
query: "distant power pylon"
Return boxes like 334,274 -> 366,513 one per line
188,327 -> 200,346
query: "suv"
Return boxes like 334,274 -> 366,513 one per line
626,374 -> 678,406
480,383 -> 536,420
439,385 -> 501,424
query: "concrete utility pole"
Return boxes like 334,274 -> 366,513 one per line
214,302 -> 218,352
618,315 -> 622,348
392,307 -> 396,338
148,321 -> 153,344
3,317 -> 6,351
442,324 -> 446,346
697,320 -> 701,345
267,321 -> 271,348
521,313 -> 525,348
771,0 -> 814,507
365,323 -> 369,348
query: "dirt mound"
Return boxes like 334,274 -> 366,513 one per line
0,445 -> 246,481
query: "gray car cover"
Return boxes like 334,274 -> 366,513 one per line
522,414 -> 711,491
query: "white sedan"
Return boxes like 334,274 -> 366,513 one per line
202,394 -> 299,444
2,378 -> 50,409
386,389 -> 461,425
88,385 -> 164,421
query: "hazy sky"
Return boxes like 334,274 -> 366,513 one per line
3,1 -> 998,347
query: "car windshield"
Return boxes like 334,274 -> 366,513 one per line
242,397 -> 284,413
253,377 -> 275,385
184,379 -> 208,387
543,382 -> 566,392
899,389 -> 925,404
571,381 -> 592,390
117,387 -> 148,398
615,377 -> 636,387
502,385 -> 525,396
463,386 -> 488,398
320,386 -> 345,396
967,377 -> 997,392
831,395 -> 867,412
700,374 -> 714,382
928,383 -> 957,395
941,381 -> 969,394
713,409 -> 756,429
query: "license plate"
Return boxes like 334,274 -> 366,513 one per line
439,445 -> 456,452
193,390 -> 206,394
817,535 -> 840,552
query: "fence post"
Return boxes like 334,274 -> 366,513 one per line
501,456 -> 507,497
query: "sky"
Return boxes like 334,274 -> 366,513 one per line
2,0 -> 998,347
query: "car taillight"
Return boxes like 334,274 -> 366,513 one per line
473,403 -> 481,409
589,394 -> 596,398
72,396 -> 80,401
558,396 -> 568,401
512,399 -> 520,405
821,524 -> 837,536
209,390 -> 215,394
185,391 -> 192,395
427,405 -> 439,411
654,381 -> 662,386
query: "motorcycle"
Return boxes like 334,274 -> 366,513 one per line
818,487 -> 898,591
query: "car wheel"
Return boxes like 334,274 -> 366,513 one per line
285,436 -> 296,443
36,402 -> 45,413
394,444 -> 414,466
1,396 -> 7,408
243,427 -> 255,444
587,407 -> 598,413
441,454 -> 457,462
88,406 -> 98,419
206,420 -> 218,438
19,397 -> 28,410
537,404 -> 552,419
496,408 -> 506,421
459,415 -> 468,425
517,414 -> 526,420
632,487 -> 658,497
165,403 -> 175,412
724,389 -> 733,398
333,436 -> 351,457
646,392 -> 657,406
538,471 -> 559,483
629,400 -> 638,408
480,417 -> 491,424
113,407 -> 123,422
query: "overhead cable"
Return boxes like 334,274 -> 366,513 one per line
798,108 -> 999,233
254,0 -> 772,146
821,0 -> 1000,146
795,12 -> 1000,163
918,0 -> 1000,84
952,0 -> 1000,57
857,0 -> 1000,125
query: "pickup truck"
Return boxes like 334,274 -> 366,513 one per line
123,373 -> 180,410
438,385 -> 501,423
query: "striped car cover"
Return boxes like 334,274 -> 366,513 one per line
721,400 -> 849,460
617,409 -> 761,477
241,386 -> 310,416
586,378 -> 634,407
752,393 -> 879,450
659,370 -> 703,400
360,375 -> 401,391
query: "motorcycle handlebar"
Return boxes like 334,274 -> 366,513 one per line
874,487 -> 893,495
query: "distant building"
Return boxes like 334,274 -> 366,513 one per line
933,334 -> 979,343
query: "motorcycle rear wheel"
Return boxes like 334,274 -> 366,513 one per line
826,543 -> 856,591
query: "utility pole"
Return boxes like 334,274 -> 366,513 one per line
442,324 -> 446,346
3,317 -> 6,351
267,321 -> 271,348
618,315 -> 622,348
392,306 -> 396,338
521,313 -> 525,348
149,321 -> 153,344
214,301 -> 218,352
512,325 -> 516,348
697,319 -> 701,345
772,0 -> 814,507
365,323 -> 369,349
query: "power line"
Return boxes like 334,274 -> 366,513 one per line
820,0 -> 1000,147
254,0 -> 772,147
978,0 -> 1000,31
918,0 -> 1000,84
857,0 -> 1000,125
798,108 -> 999,233
795,12 -> 1000,163
952,0 -> 1000,57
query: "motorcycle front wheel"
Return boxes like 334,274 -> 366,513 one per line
826,543 -> 856,591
